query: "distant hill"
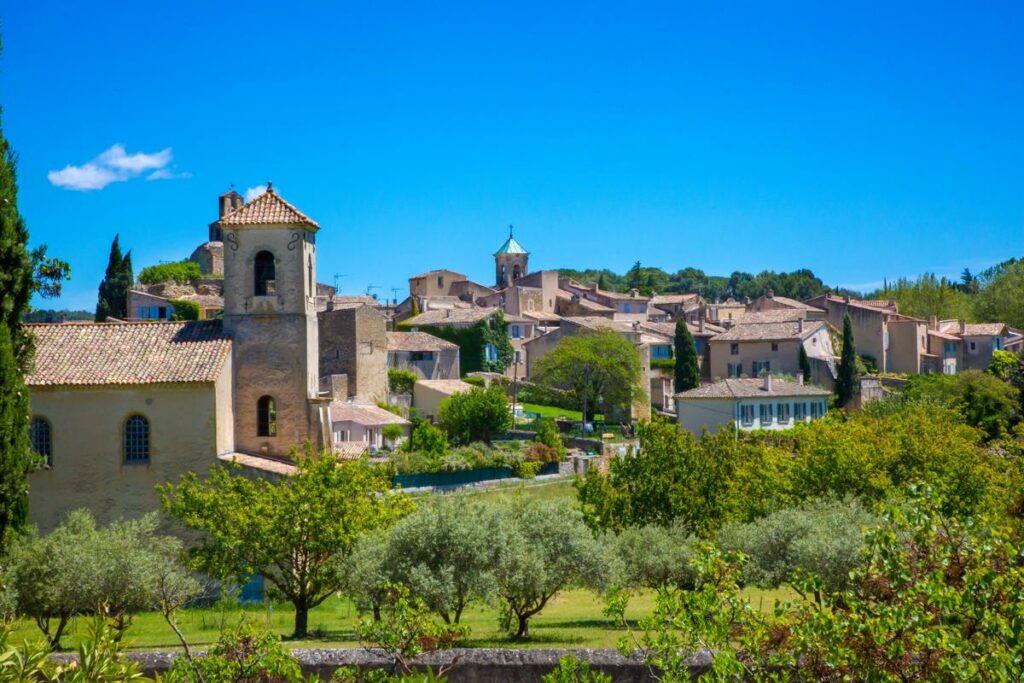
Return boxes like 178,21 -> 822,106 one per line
23,309 -> 93,323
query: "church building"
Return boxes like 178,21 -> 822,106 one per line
25,186 -> 329,531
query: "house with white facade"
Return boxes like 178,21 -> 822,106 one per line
675,375 -> 831,437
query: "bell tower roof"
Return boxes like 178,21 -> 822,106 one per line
494,225 -> 528,256
219,183 -> 320,229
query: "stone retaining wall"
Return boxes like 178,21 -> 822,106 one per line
116,648 -> 714,682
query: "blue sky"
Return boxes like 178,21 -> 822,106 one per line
3,1 -> 1022,310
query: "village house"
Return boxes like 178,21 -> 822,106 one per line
747,290 -> 825,320
319,303 -> 388,405
386,330 -> 460,380
328,402 -> 409,452
708,319 -> 837,388
938,320 -> 1009,370
675,374 -> 830,436
27,186 -> 333,531
638,319 -> 727,383
648,293 -> 702,321
705,297 -> 748,326
412,378 -> 476,420
558,278 -> 652,322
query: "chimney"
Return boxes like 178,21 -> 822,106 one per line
797,318 -> 804,333
445,309 -> 452,319
766,289 -> 774,299
844,293 -> 851,304
630,288 -> 639,298
218,189 -> 244,218
763,372 -> 772,393
960,320 -> 967,335
928,315 -> 937,331
797,373 -> 805,386
698,318 -> 705,334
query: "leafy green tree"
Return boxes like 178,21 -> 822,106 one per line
137,259 -> 202,285
387,368 -> 418,395
974,259 -> 1024,328
608,489 -> 1024,682
673,320 -> 699,392
610,522 -> 699,591
7,509 -> 196,649
404,421 -> 448,456
596,272 -> 608,291
867,273 -> 974,321
343,533 -> 391,622
436,385 -> 512,445
381,424 -> 404,450
835,313 -> 859,407
95,235 -> 133,322
902,370 -> 1019,440
532,329 -> 645,423
716,497 -> 877,596
160,449 -> 413,638
798,344 -> 811,384
381,497 -> 498,623
492,498 -> 608,639
169,298 -> 200,321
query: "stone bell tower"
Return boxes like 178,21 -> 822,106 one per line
494,225 -> 529,289
220,184 -> 328,457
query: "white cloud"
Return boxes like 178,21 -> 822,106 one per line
48,144 -> 187,191
244,185 -> 268,202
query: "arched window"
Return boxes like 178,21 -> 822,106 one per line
30,417 -> 52,466
124,415 -> 150,463
257,396 -> 277,437
254,251 -> 276,296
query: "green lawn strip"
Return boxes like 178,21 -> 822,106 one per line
7,587 -> 796,652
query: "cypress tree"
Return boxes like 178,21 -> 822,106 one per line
0,322 -> 29,539
835,313 -> 859,407
798,343 -> 812,384
96,236 -> 132,321
597,272 -> 608,291
0,105 -> 34,368
673,319 -> 700,392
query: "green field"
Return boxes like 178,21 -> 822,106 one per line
8,586 -> 796,652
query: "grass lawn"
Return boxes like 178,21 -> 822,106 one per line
8,586 -> 798,652
518,403 -> 606,422
456,477 -> 580,505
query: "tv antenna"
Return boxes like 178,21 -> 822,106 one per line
333,273 -> 348,291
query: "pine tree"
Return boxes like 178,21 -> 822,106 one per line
798,343 -> 812,384
835,313 -> 859,407
95,236 -> 132,321
0,321 -> 30,540
673,319 -> 700,393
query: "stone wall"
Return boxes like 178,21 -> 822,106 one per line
319,306 -> 388,404
118,648 -> 711,682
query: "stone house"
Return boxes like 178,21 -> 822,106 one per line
413,379 -> 476,421
328,402 -> 409,453
708,319 -> 836,388
747,291 -> 825,320
638,319 -> 726,383
319,304 -> 388,404
558,279 -> 652,322
705,298 -> 748,326
938,321 -> 1009,371
805,293 -> 927,374
26,186 -> 333,531
675,375 -> 830,437
386,331 -> 460,380
648,293 -> 702,321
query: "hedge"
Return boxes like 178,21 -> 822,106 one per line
138,260 -> 202,285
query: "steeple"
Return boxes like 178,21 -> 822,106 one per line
494,225 -> 529,288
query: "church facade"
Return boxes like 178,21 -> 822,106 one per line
26,187 -> 329,532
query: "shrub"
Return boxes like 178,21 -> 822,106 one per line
382,424 -> 404,449
542,655 -> 613,683
138,260 -> 202,285
405,422 -> 448,456
463,375 -> 486,388
511,460 -> 543,479
164,621 -> 303,683
533,417 -> 566,458
169,298 -> 201,321
437,385 -> 512,445
902,369 -> 1020,439
523,442 -> 558,463
611,522 -> 699,590
388,369 -> 418,395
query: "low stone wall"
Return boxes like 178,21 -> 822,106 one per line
119,648 -> 713,682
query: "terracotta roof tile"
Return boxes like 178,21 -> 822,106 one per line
711,321 -> 825,342
403,308 -> 498,326
386,331 -> 458,352
219,187 -> 319,228
27,321 -> 231,386
329,402 -> 410,427
676,377 -> 831,399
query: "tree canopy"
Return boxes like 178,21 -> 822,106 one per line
160,450 -> 412,637
532,329 -> 645,422
95,235 -> 133,322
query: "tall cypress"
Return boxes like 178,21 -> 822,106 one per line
96,235 -> 132,321
673,319 -> 700,392
0,322 -> 29,539
798,343 -> 812,383
0,110 -> 34,368
835,313 -> 859,407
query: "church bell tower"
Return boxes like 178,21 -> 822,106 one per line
494,225 -> 529,289
220,184 -> 327,457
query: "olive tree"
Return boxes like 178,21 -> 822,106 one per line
381,497 -> 499,624
610,522 -> 699,591
491,498 -> 608,639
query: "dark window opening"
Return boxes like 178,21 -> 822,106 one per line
30,417 -> 52,466
124,415 -> 150,463
258,395 -> 277,437
255,251 -> 276,296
